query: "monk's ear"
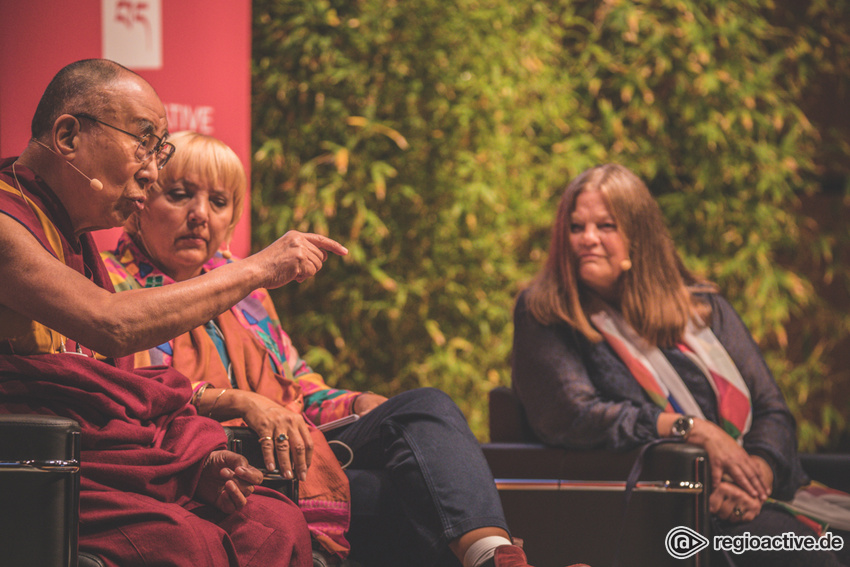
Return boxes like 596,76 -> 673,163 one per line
52,114 -> 83,158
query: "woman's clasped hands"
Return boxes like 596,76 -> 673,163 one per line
687,417 -> 774,522
711,478 -> 763,523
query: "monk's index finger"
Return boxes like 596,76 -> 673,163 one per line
304,233 -> 348,256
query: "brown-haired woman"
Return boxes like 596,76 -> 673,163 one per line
512,163 -> 850,567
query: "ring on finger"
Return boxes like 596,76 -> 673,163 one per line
259,436 -> 273,442
733,507 -> 743,518
277,433 -> 289,443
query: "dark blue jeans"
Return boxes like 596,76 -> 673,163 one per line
325,388 -> 508,567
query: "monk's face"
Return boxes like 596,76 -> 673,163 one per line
74,74 -> 170,229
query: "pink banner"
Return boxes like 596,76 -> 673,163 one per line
0,0 -> 252,256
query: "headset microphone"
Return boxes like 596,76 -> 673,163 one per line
34,140 -> 103,191
87,176 -> 104,191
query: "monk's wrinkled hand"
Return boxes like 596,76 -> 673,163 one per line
196,450 -> 264,514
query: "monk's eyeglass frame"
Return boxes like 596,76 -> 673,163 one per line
73,113 -> 175,170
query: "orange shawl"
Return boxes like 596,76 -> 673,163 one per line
171,309 -> 351,558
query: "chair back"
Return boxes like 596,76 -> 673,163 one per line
488,386 -> 539,443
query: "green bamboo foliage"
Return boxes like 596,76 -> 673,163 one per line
252,0 -> 850,448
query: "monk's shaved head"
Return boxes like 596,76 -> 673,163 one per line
30,59 -> 140,140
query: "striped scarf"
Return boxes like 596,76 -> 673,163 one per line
590,306 -> 752,441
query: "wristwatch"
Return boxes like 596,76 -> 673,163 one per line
670,415 -> 695,440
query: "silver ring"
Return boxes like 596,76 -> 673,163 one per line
259,436 -> 273,442
733,507 -> 743,518
277,433 -> 289,443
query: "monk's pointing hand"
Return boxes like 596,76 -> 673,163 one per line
259,231 -> 347,288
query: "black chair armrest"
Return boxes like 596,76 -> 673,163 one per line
224,425 -> 265,465
0,413 -> 80,462
484,441 -> 709,487
800,453 -> 850,494
223,426 -> 299,502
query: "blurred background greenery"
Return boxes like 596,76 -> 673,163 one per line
251,0 -> 850,451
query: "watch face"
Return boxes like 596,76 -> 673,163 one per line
672,416 -> 693,437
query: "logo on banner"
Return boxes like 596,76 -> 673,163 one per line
164,104 -> 216,135
102,0 -> 163,70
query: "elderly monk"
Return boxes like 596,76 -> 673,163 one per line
0,59 -> 346,567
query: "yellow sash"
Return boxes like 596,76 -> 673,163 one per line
0,178 -> 71,354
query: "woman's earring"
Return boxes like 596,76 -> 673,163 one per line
221,244 -> 232,260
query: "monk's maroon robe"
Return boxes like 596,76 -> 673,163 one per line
0,158 -> 310,566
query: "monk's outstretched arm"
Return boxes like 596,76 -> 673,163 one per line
0,215 -> 347,357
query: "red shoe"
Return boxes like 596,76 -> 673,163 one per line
491,544 -> 591,567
